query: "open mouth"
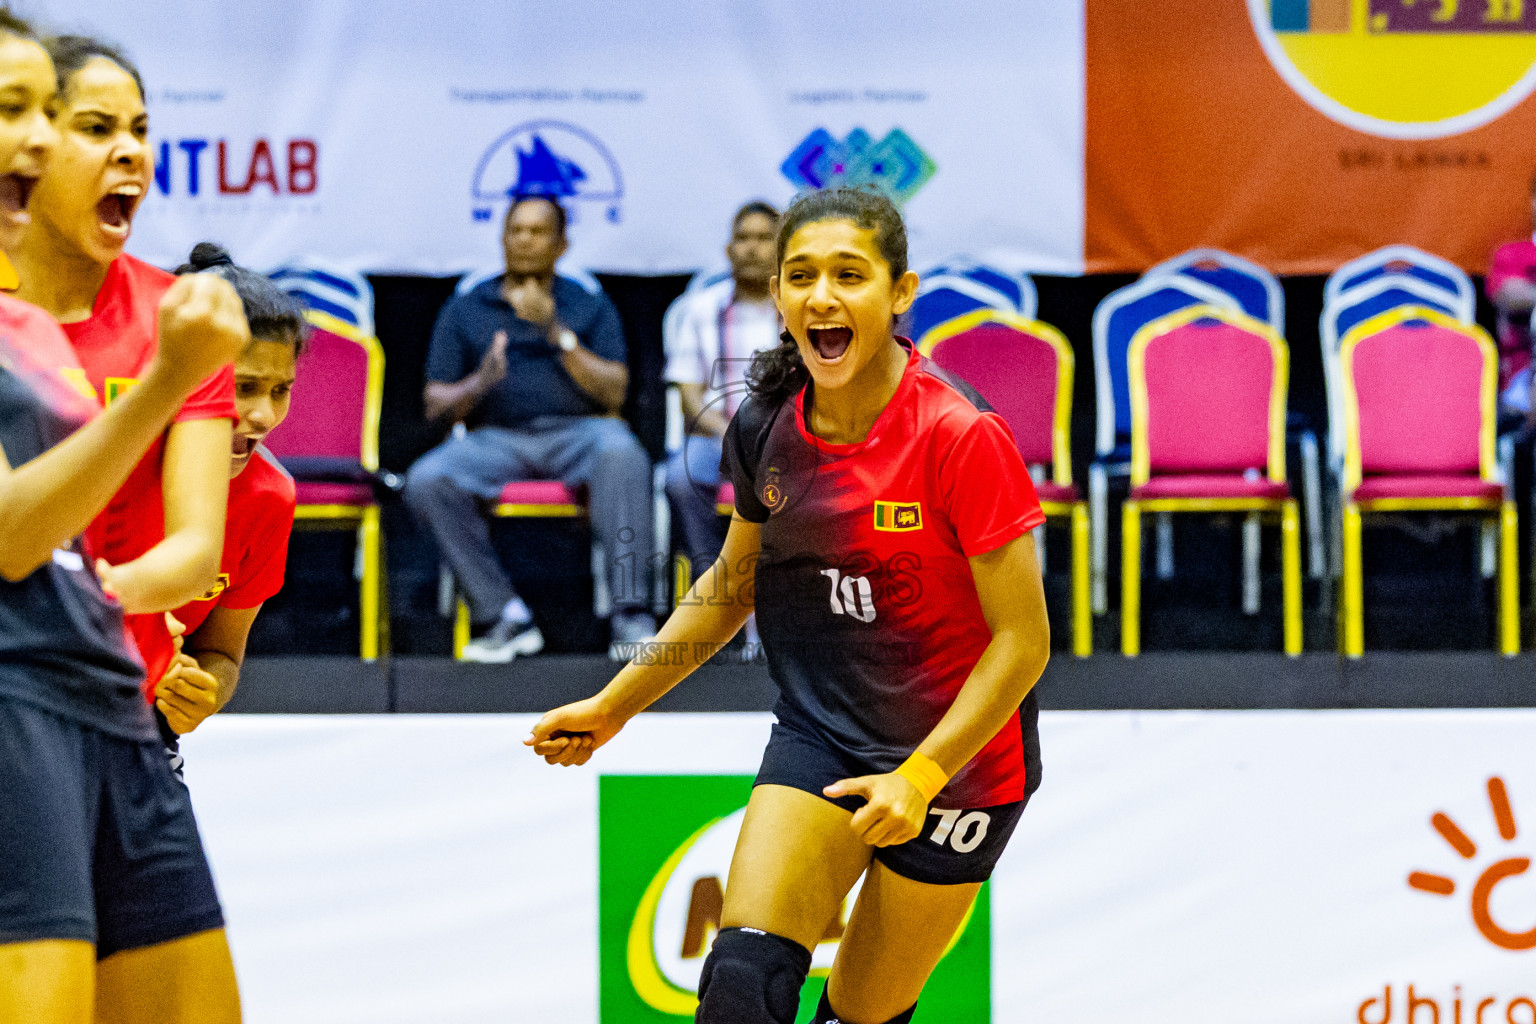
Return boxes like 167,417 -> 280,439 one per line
0,174 -> 37,218
231,434 -> 256,459
808,326 -> 853,361
96,190 -> 141,233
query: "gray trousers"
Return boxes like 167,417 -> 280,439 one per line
665,433 -> 727,580
404,416 -> 654,625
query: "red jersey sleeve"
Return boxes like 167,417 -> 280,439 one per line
173,363 -> 237,423
220,494 -> 295,610
940,411 -> 1046,557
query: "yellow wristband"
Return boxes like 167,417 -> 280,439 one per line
893,751 -> 949,803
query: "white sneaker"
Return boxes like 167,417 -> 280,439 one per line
461,620 -> 545,663
608,611 -> 658,662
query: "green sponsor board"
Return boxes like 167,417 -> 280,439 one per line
599,774 -> 991,1023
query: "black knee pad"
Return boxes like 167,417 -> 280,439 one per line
695,926 -> 811,1024
811,987 -> 917,1024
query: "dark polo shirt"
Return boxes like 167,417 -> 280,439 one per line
426,274 -> 626,429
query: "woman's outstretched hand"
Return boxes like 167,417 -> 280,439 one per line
823,773 -> 929,847
524,696 -> 624,767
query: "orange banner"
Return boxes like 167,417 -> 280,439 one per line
1086,0 -> 1536,274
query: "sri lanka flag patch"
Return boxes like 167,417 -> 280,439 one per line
874,501 -> 923,531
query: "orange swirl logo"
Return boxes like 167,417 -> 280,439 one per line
1408,776 -> 1536,951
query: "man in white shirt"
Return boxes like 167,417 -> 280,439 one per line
663,201 -> 780,582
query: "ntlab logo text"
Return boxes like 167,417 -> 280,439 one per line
1248,0 -> 1536,138
781,128 -> 935,204
599,775 -> 989,1022
153,137 -> 317,196
1407,776 -> 1535,951
471,120 -> 622,224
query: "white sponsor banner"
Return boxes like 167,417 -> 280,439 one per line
29,1 -> 1085,277
183,711 -> 1536,1024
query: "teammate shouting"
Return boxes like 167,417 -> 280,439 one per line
150,244 -> 302,770
0,12 -> 247,1020
528,186 -> 1050,1024
11,35 -> 235,695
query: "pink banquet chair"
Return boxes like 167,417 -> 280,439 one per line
1121,305 -> 1302,656
919,309 -> 1091,657
262,309 -> 388,660
1336,306 -> 1518,657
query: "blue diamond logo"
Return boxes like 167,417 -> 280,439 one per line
780,127 -> 936,204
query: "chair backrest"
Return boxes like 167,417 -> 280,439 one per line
1093,275 -> 1241,458
910,257 -> 1037,343
919,309 -> 1073,484
263,311 -> 385,472
1325,275 -> 1468,351
1324,245 -> 1474,318
1339,306 -> 1496,488
1129,306 -> 1288,485
1320,275 -> 1468,464
269,260 -> 375,338
1145,248 -> 1284,331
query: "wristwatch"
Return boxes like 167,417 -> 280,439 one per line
555,327 -> 579,353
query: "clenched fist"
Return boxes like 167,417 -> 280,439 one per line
149,273 -> 251,397
524,695 -> 627,767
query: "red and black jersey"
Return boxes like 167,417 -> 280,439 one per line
0,292 -> 152,741
130,445 -> 296,702
63,254 -> 237,691
723,340 -> 1046,808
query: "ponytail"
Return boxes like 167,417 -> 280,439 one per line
745,331 -> 809,405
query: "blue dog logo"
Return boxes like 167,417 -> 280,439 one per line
781,128 -> 936,204
471,120 -> 623,223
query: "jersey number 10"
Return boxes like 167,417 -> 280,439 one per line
820,568 -> 877,623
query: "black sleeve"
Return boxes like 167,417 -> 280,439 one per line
720,394 -> 776,524
583,293 -> 627,363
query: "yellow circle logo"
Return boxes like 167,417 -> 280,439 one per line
1247,0 -> 1536,138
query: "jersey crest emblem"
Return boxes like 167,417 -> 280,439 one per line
197,573 -> 231,602
874,501 -> 922,531
761,467 -> 785,511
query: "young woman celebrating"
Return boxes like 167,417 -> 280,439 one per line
150,243 -> 302,771
528,187 -> 1051,1024
10,35 -> 234,696
0,13 -> 248,1022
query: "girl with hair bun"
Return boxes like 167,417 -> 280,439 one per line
528,187 -> 1051,1024
0,12 -> 247,1021
147,243 -> 304,773
11,34 -> 242,734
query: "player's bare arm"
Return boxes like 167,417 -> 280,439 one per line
526,515 -> 762,766
96,416 -> 231,613
0,276 -> 245,581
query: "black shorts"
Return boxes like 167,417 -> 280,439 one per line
0,699 -> 224,958
754,713 -> 1029,886
155,705 -> 185,779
